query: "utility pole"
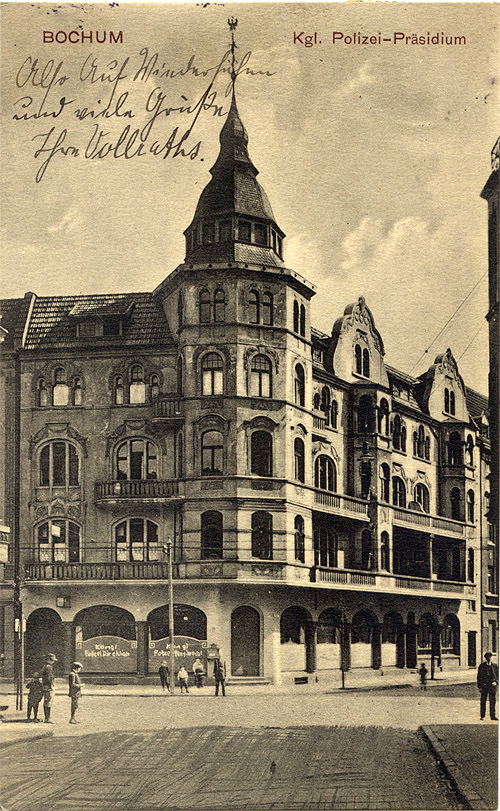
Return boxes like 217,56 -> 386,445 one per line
166,536 -> 175,694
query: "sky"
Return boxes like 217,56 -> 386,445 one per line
1,2 -> 498,394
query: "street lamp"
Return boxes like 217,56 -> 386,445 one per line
166,536 -> 175,694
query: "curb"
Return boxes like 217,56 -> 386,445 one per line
420,725 -> 488,810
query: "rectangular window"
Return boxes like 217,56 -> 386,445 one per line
203,222 -> 215,244
52,442 -> 66,486
103,317 -> 121,336
219,221 -> 232,242
489,621 -> 497,653
254,223 -> 267,246
78,321 -> 98,337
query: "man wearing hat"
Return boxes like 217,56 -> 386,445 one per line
68,662 -> 83,724
41,653 -> 57,723
477,652 -> 499,721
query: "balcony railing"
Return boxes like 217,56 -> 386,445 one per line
95,479 -> 181,501
393,507 -> 465,537
314,491 -> 369,519
152,397 -> 184,420
314,567 -> 468,596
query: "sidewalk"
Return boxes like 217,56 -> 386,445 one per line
422,724 -> 498,810
0,667 -> 476,699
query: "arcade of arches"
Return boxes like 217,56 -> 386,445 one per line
24,603 -> 463,679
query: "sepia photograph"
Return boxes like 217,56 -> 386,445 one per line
0,1 -> 499,809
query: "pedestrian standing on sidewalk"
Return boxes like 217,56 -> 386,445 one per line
178,666 -> 189,693
214,658 -> 226,697
158,661 -> 170,692
418,662 -> 428,690
193,658 -> 204,688
68,662 -> 83,724
41,653 -> 57,724
477,652 -> 498,720
26,672 -> 43,722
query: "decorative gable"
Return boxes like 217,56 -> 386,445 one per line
328,296 -> 389,387
421,348 -> 468,422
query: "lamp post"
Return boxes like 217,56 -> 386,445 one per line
166,536 -> 175,694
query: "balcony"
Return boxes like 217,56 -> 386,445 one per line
95,479 -> 183,503
314,491 -> 369,520
393,507 -> 465,538
23,558 -> 295,583
484,593 -> 499,607
313,566 -> 470,597
152,396 -> 184,422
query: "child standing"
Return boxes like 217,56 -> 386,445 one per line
26,672 -> 44,722
419,662 -> 428,690
177,666 -> 189,693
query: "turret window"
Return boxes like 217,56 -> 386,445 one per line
239,220 -> 251,243
251,431 -> 272,477
392,477 -> 406,508
201,511 -> 223,559
294,516 -> 305,563
448,432 -> 463,466
293,300 -> 299,333
199,289 -> 211,324
362,348 -> 370,378
177,292 -> 184,328
294,364 -> 305,406
467,490 -> 475,523
355,344 -> 362,375
254,223 -> 267,246
300,304 -> 306,337
248,290 -> 260,324
219,220 -> 232,242
380,464 -> 390,502
201,431 -> 224,475
251,511 -> 273,559
294,438 -> 305,482
414,483 -> 430,513
451,488 -> 461,521
413,425 -> 430,461
450,391 -> 455,415
202,222 -> 215,244
201,353 -> 224,396
250,354 -> 272,398
444,388 -> 456,416
214,289 -> 226,323
466,436 -> 474,466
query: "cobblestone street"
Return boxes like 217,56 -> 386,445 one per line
2,686 -> 490,811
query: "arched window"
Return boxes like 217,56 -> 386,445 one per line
393,415 -> 402,450
262,293 -> 273,326
177,291 -> 184,329
451,487 -> 461,521
251,511 -> 273,559
251,431 -> 272,477
417,425 -> 425,458
414,483 -> 430,513
293,300 -> 299,333
150,374 -> 160,400
401,425 -> 407,452
299,304 -> 306,337
424,436 -> 430,461
37,519 -> 80,563
115,518 -> 159,561
116,439 -> 157,480
380,464 -> 390,502
39,441 -> 79,487
38,379 -> 48,407
358,395 -> 374,433
361,529 -> 373,569
313,393 -> 320,411
72,377 -> 83,406
52,367 -> 69,406
467,489 -> 475,523
392,477 -> 406,508
248,290 -> 260,324
314,455 -> 336,492
314,525 -> 337,568
331,400 -> 338,429
441,615 -> 460,656
362,348 -> 370,378
355,344 -> 362,375
114,375 -> 124,405
201,511 -> 223,559
467,548 -> 474,582
450,391 -> 456,415
214,288 -> 226,323
444,388 -> 450,413
294,515 -> 305,563
381,531 -> 390,572
176,357 -> 183,395
201,352 -> 223,396
130,365 -> 146,404
466,436 -> 474,466
294,364 -> 305,406
201,430 -> 223,475
199,289 -> 211,323
250,354 -> 272,398
294,437 -> 305,482
413,431 -> 418,457
448,432 -> 463,466
321,386 -> 330,426
378,399 -> 389,435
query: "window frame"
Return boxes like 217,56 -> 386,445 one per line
37,519 -> 81,563
115,518 -> 160,562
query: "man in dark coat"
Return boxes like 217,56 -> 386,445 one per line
41,653 -> 57,723
477,652 -> 498,720
214,658 -> 226,697
68,662 -> 83,724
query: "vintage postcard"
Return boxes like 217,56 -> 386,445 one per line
0,2 -> 498,810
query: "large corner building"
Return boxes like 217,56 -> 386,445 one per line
0,76 -> 497,685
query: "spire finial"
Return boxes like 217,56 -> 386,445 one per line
228,17 -> 238,87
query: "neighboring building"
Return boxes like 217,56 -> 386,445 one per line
481,136 -> 500,657
0,87 -> 493,684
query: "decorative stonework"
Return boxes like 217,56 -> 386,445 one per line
243,346 -> 280,373
251,480 -> 282,491
201,563 -> 223,577
29,423 -> 88,458
105,420 -> 166,456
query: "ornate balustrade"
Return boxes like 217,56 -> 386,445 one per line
152,397 -> 184,420
95,479 -> 181,501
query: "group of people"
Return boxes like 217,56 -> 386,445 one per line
26,653 -> 83,724
158,657 -> 226,695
